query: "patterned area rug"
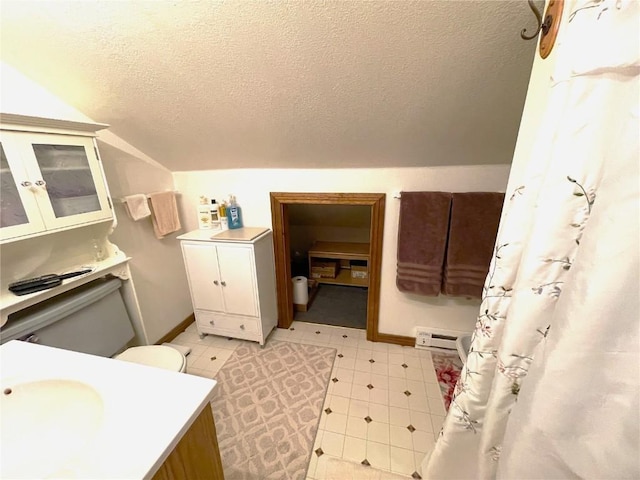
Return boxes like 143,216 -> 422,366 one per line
211,340 -> 336,480
431,352 -> 463,411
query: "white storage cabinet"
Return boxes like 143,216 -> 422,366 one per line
178,228 -> 278,346
0,117 -> 113,243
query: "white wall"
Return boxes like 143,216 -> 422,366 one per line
98,142 -> 193,343
174,165 -> 511,337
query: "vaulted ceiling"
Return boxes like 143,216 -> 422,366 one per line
1,1 -> 539,171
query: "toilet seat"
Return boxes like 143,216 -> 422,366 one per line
115,345 -> 186,372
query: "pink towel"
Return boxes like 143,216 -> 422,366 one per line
442,192 -> 504,299
396,192 -> 452,296
148,192 -> 181,239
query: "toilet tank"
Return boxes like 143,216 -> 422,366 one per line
0,277 -> 135,357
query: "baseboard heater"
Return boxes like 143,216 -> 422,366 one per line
415,327 -> 458,352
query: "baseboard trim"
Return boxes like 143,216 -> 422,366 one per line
156,314 -> 195,345
375,332 -> 415,347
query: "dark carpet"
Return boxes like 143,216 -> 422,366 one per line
295,284 -> 367,329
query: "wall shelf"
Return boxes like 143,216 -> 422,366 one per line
308,241 -> 370,288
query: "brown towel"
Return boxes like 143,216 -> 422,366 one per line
396,192 -> 452,296
148,192 -> 182,239
442,192 -> 504,299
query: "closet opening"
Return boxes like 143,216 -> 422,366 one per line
270,192 -> 385,341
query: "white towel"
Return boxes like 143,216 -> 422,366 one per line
123,194 -> 151,221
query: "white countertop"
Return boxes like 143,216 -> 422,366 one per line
0,340 -> 217,479
177,227 -> 269,243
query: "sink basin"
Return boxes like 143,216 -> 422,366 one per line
0,379 -> 104,479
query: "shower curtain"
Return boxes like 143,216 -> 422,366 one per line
422,0 -> 639,478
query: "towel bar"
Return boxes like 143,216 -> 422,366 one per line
114,191 -> 180,204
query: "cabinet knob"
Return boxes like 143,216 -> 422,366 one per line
240,324 -> 245,330
209,320 -> 215,326
221,281 -> 227,287
35,180 -> 47,188
20,181 -> 32,187
213,280 -> 219,286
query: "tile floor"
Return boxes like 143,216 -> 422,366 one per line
170,321 -> 446,480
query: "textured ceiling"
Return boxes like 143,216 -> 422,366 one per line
0,1 -> 538,171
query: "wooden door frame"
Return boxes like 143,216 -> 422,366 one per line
270,192 -> 385,342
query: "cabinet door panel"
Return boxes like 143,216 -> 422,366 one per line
0,138 -> 46,241
216,245 -> 258,317
182,244 -> 224,312
19,132 -> 112,230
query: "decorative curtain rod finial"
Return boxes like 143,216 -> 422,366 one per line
521,0 -> 564,59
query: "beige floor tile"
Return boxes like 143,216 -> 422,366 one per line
388,391 -> 410,409
371,362 -> 390,376
346,415 -> 369,439
342,436 -> 367,464
349,399 -> 370,418
332,380 -> 353,398
369,387 -> 389,406
328,394 -> 350,415
354,358 -> 373,373
368,403 -> 390,424
366,441 -> 391,471
409,411 -> 433,432
320,431 -> 345,457
367,421 -> 390,444
352,370 -> 372,386
390,425 -> 413,450
351,384 -> 371,402
389,446 -> 415,476
389,406 -> 411,427
334,367 -> 355,384
325,413 -> 348,435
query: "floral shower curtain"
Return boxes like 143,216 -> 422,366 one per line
422,0 -> 639,478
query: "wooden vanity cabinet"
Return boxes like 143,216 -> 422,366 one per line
152,405 -> 224,480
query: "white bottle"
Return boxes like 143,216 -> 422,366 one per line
197,196 -> 212,229
210,199 -> 221,231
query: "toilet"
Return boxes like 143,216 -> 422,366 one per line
0,277 -> 191,374
115,345 -> 187,373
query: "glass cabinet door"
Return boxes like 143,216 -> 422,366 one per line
0,140 -> 46,241
22,132 -> 112,230
0,143 -> 28,228
32,144 -> 102,218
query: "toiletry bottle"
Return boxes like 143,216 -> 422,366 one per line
227,195 -> 243,230
219,201 -> 229,230
210,199 -> 221,231
197,196 -> 211,229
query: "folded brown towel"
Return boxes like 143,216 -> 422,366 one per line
148,191 -> 182,239
397,192 -> 452,296
442,192 -> 504,298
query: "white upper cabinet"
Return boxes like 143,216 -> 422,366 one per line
0,122 -> 113,243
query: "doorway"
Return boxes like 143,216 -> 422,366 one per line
270,192 -> 385,342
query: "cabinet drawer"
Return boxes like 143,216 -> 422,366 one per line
196,311 -> 259,335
